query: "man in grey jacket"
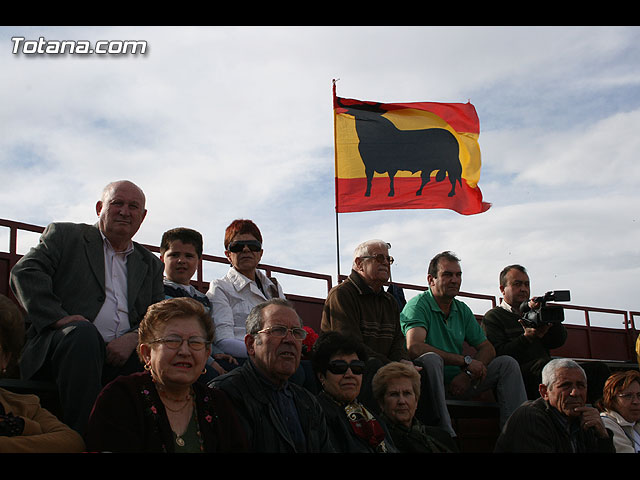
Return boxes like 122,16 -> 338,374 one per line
10,180 -> 164,434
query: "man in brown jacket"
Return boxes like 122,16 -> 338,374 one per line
322,239 -> 408,365
321,239 -> 438,422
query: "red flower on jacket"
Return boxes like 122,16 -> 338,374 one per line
302,326 -> 319,353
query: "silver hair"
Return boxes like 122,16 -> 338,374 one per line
245,298 -> 302,339
352,239 -> 390,269
541,358 -> 586,389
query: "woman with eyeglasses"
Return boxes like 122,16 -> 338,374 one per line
85,297 -> 248,452
311,331 -> 396,452
596,370 -> 640,453
207,219 -> 285,360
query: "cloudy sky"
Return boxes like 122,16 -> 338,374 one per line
2,26 -> 639,328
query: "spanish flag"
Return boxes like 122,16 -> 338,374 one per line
333,86 -> 491,215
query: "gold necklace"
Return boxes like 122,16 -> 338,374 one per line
151,376 -> 199,449
174,398 -> 198,448
175,428 -> 187,447
158,389 -> 193,412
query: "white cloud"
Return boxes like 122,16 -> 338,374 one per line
2,25 -> 640,322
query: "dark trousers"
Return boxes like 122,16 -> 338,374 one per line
34,321 -> 143,436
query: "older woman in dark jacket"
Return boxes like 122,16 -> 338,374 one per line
312,331 -> 395,453
85,297 -> 247,452
372,361 -> 457,453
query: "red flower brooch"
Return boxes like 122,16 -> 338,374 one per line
302,326 -> 318,354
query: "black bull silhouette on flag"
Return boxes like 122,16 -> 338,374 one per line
335,97 -> 463,198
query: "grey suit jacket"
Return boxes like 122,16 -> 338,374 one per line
10,222 -> 164,379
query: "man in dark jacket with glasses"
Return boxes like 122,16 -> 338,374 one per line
210,298 -> 334,452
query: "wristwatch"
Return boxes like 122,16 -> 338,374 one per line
463,355 -> 473,367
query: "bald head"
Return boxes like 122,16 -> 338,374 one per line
96,180 -> 147,251
101,180 -> 146,206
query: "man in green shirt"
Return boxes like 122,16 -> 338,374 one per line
400,251 -> 527,438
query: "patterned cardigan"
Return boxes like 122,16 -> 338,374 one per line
85,371 -> 247,453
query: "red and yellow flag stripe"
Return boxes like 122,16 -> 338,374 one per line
333,90 -> 491,215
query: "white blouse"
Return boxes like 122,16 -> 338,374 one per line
206,267 -> 284,358
600,409 -> 640,453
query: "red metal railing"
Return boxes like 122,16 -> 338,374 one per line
337,275 -> 498,310
141,245 -> 334,296
1,218 -> 638,363
549,304 -> 635,363
0,218 -> 333,296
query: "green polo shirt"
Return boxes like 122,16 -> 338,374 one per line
400,289 -> 486,383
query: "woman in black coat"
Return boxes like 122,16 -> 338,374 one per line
312,331 -> 395,453
85,298 -> 247,452
372,361 -> 457,453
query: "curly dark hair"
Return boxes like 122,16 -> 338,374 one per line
311,331 -> 368,376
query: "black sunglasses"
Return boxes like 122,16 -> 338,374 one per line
326,360 -> 366,375
228,240 -> 262,253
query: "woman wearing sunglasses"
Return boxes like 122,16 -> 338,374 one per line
311,331 -> 396,452
85,297 -> 248,452
207,219 -> 285,361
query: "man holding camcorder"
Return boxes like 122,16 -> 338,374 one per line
482,264 -> 568,399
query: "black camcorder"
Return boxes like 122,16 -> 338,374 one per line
519,290 -> 571,328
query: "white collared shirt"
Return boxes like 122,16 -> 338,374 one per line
93,234 -> 134,342
499,298 -> 518,314
206,267 -> 284,357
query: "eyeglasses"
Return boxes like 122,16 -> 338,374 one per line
361,254 -> 394,265
149,335 -> 210,351
256,325 -> 308,341
326,360 -> 366,375
228,240 -> 262,253
617,392 -> 640,401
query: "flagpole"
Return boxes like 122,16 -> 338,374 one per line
335,211 -> 340,280
332,79 -> 341,280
